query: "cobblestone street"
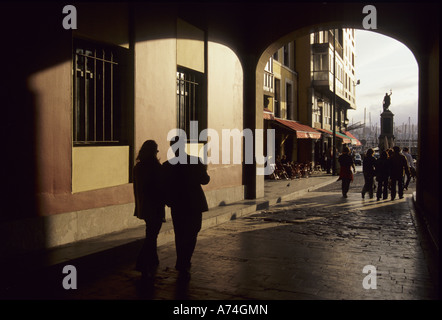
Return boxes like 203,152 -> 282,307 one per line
57,172 -> 437,300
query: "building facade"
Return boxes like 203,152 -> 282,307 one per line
263,42 -> 321,163
2,3 -> 246,255
296,29 -> 357,167
264,29 -> 358,168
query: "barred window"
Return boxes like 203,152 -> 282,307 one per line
73,39 -> 122,145
176,66 -> 206,140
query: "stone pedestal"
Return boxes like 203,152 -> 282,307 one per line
378,110 -> 395,151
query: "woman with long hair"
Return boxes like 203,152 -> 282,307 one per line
133,140 -> 166,279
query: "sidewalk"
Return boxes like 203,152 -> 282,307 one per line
9,169 -> 435,301
1,172 -> 337,299
61,175 -> 437,300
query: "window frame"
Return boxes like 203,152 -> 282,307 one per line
72,38 -> 126,146
176,65 -> 207,141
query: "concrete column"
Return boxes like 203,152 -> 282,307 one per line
243,56 -> 265,199
416,43 -> 439,248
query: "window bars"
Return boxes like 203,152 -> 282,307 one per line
73,45 -> 119,145
176,69 -> 200,138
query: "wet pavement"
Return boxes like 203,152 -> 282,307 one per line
3,170 -> 438,302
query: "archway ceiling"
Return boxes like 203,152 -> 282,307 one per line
175,2 -> 438,61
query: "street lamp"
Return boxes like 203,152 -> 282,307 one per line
313,98 -> 323,113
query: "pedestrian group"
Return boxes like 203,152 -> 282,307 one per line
340,145 -> 415,200
132,138 -> 416,284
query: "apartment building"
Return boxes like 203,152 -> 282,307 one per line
264,28 -> 357,166
263,42 -> 321,163
297,28 -> 357,164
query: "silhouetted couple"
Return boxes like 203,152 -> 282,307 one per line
133,138 -> 210,281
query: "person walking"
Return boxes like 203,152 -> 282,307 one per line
133,140 -> 166,280
361,148 -> 376,199
325,147 -> 332,174
338,146 -> 356,198
388,146 -> 410,200
374,150 -> 390,201
163,136 -> 210,279
402,147 -> 415,190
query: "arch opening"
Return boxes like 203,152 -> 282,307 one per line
257,24 -> 419,184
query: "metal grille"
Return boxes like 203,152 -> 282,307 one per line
73,44 -> 119,145
176,69 -> 200,138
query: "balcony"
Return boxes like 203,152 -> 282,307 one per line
311,30 -> 343,58
312,70 -> 351,107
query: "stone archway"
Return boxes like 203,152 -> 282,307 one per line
231,3 -> 438,255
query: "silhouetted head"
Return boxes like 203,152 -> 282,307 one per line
393,146 -> 401,154
380,151 -> 387,159
342,146 -> 350,154
403,147 -> 409,153
366,148 -> 374,156
137,140 -> 159,163
387,149 -> 394,157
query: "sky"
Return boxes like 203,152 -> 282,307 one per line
349,30 -> 419,128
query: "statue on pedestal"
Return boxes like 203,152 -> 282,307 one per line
382,90 -> 392,112
379,90 -> 395,151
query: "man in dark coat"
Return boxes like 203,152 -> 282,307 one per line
361,148 -> 376,199
163,137 -> 210,278
388,146 -> 410,200
374,150 -> 390,200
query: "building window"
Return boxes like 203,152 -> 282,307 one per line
286,82 -> 293,120
313,53 -> 328,72
176,66 -> 206,140
283,44 -> 289,67
312,53 -> 329,81
325,103 -> 332,126
273,50 -> 279,61
73,39 -> 124,145
264,57 -> 274,93
274,78 -> 281,118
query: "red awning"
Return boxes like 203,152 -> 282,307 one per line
344,131 -> 362,146
316,128 -> 333,136
316,128 -> 352,144
273,118 -> 322,139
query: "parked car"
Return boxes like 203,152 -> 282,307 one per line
354,154 -> 362,165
